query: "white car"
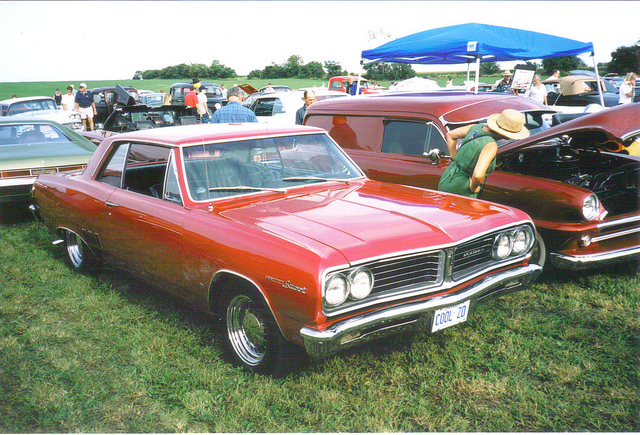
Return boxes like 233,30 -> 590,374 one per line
249,90 -> 347,125
0,96 -> 83,130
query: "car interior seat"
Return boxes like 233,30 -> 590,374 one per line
19,130 -> 47,143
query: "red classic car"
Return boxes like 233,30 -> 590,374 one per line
31,123 -> 541,375
304,93 -> 640,270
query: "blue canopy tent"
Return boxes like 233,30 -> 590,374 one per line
360,23 -> 603,105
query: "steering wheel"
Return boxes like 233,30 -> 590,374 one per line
282,161 -> 319,176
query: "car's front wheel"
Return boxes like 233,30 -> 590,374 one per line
222,288 -> 301,376
63,230 -> 98,273
530,233 -> 547,269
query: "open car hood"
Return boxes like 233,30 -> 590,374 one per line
498,103 -> 640,154
239,83 -> 258,95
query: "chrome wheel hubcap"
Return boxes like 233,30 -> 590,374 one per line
66,231 -> 85,268
227,294 -> 267,366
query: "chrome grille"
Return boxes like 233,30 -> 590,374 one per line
452,235 -> 494,280
369,251 -> 443,295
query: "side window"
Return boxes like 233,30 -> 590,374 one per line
98,142 -> 129,187
252,99 -> 275,117
381,121 -> 446,156
306,114 -> 383,152
329,81 -> 343,91
273,98 -> 285,114
122,143 -> 172,198
163,155 -> 182,204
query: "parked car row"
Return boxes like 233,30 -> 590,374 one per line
2,82 -> 637,376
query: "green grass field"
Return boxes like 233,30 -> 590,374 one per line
1,214 -> 638,432
0,74 -> 493,101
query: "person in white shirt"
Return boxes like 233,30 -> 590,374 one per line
61,86 -> 76,111
197,87 -> 209,123
618,73 -> 636,105
525,75 -> 548,105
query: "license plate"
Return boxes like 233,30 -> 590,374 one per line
432,300 -> 470,332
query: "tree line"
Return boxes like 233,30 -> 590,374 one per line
134,43 -> 638,82
133,55 -> 417,82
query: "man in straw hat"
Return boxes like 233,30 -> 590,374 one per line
438,109 -> 529,198
495,70 -> 513,92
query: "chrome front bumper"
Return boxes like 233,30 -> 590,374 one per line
550,245 -> 640,270
300,263 -> 542,359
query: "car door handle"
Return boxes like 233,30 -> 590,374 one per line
105,201 -> 119,208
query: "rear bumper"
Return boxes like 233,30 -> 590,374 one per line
550,246 -> 640,270
300,263 -> 542,359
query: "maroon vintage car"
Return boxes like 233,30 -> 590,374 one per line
31,123 -> 541,375
305,93 -> 640,270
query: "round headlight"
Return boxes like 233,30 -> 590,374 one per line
582,195 -> 599,221
493,233 -> 512,260
325,274 -> 349,307
349,268 -> 373,300
512,227 -> 533,255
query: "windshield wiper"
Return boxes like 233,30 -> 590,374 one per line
208,186 -> 287,194
282,176 -> 351,184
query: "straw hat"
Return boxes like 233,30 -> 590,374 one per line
486,109 -> 530,140
502,70 -> 512,76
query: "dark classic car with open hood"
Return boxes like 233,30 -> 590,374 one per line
305,93 -> 640,270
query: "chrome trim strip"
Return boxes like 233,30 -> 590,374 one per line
550,246 -> 640,270
597,215 -> 640,230
301,264 -> 542,359
592,227 -> 640,243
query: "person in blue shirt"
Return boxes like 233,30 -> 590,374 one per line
345,77 -> 363,95
295,90 -> 316,125
74,83 -> 97,131
211,86 -> 258,123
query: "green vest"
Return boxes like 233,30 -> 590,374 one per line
437,124 -> 496,198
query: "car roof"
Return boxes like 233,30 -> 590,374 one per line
331,76 -> 369,82
307,92 -> 553,125
542,75 -> 610,95
0,119 -> 63,127
0,96 -> 54,105
106,122 -> 326,146
170,82 -> 221,88
90,86 -> 137,92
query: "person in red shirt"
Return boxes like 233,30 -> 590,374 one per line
184,85 -> 198,110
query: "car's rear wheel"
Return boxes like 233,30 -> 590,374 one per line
222,288 -> 301,376
64,230 -> 97,273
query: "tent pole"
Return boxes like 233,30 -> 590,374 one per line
466,62 -> 471,91
591,52 -> 605,108
475,57 -> 480,95
356,60 -> 363,95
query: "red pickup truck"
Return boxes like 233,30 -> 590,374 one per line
328,76 -> 380,94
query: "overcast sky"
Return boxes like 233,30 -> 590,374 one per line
1,1 -> 638,83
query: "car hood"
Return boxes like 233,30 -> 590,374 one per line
239,83 -> 258,95
0,142 -> 94,170
499,103 -> 640,154
3,110 -> 75,122
219,181 -> 525,264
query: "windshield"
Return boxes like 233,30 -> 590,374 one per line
0,123 -> 72,145
6,99 -> 57,116
182,133 -> 363,201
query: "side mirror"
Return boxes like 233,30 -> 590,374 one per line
424,148 -> 441,164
